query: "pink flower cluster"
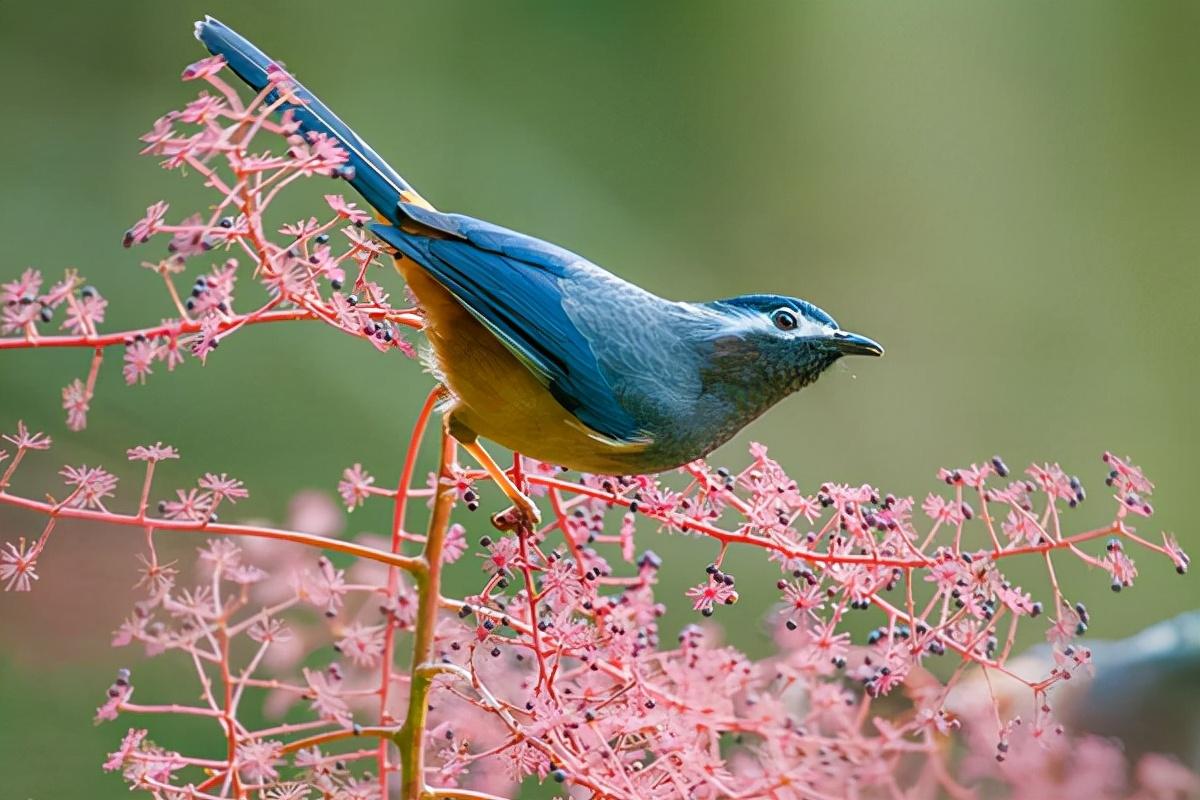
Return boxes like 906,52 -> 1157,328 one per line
0,50 -> 1195,800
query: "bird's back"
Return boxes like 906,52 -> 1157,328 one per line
384,216 -> 720,473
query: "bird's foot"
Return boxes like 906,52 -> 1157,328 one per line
490,497 -> 542,532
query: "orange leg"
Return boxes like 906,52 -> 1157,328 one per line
459,439 -> 542,531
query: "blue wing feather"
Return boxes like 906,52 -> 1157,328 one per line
193,18 -> 645,444
371,220 -> 646,444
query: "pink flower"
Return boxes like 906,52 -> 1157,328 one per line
341,224 -> 384,259
236,739 -> 283,783
298,556 -> 348,616
94,671 -> 133,723
160,488 -> 213,521
1104,451 -> 1154,495
3,420 -> 52,450
181,54 -> 226,81
781,578 -> 825,617
265,62 -> 295,93
938,463 -> 993,489
199,472 -> 249,503
324,194 -> 371,224
280,216 -> 322,239
247,616 -> 292,644
1002,509 -> 1043,545
1,298 -> 38,334
922,493 -> 963,525
301,667 -> 351,724
102,728 -> 147,772
189,315 -> 223,364
618,512 -> 636,561
60,464 -> 119,510
337,464 -> 375,510
62,379 -> 90,431
197,538 -> 242,576
334,622 -> 386,667
1,267 -> 42,305
162,213 -> 209,258
442,523 -> 467,564
62,290 -> 107,335
1,539 -> 38,592
480,535 -> 521,577
1026,463 -> 1076,504
305,132 -> 348,169
125,201 -> 169,247
139,113 -> 178,153
1163,532 -> 1190,575
178,93 -> 228,124
924,552 -> 963,593
1103,545 -> 1138,590
127,443 -> 180,462
162,333 -> 185,371
122,338 -> 161,385
685,578 -> 738,614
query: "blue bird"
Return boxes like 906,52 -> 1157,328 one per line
196,18 -> 883,526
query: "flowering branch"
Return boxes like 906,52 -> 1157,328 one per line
0,49 -> 1194,800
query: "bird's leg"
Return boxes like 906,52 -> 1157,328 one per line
445,412 -> 540,532
459,440 -> 542,531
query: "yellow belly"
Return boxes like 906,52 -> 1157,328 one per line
395,255 -> 647,474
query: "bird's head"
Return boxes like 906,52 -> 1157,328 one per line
696,293 -> 883,406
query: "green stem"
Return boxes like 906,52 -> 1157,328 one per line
396,427 -> 456,799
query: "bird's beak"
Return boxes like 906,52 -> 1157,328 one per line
829,330 -> 884,357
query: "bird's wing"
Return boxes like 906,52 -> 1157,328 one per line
371,218 -> 650,445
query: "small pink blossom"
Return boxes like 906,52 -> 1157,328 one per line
337,464 -> 375,510
334,622 -> 386,667
1,267 -> 42,305
324,194 -> 371,224
247,616 -> 292,644
199,472 -> 249,503
1002,509 -> 1043,545
62,290 -> 107,335
922,493 -> 963,525
480,535 -> 521,577
297,556 -> 348,616
62,379 -> 90,431
236,739 -> 284,783
166,213 -> 210,258
301,667 -> 351,724
123,339 -> 161,385
1163,532 -> 1190,575
265,63 -> 295,92
685,578 -> 738,614
126,201 -> 169,246
3,420 -> 52,450
139,113 -> 177,153
181,54 -> 226,81
160,488 -> 213,521
60,464 -> 119,510
1,539 -> 38,592
102,728 -> 147,772
127,443 -> 180,462
280,216 -> 322,239
442,523 -> 467,564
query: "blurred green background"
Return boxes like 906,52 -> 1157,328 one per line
1,1 -> 1198,797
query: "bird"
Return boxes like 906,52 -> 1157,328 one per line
195,17 -> 883,528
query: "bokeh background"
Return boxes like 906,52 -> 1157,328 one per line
1,2 -> 1198,797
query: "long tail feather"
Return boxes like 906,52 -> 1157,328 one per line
194,16 -> 412,223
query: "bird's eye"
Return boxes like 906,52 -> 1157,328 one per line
771,309 -> 799,331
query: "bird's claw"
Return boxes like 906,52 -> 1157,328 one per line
490,500 -> 541,532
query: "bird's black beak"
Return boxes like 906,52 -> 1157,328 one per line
830,330 -> 884,357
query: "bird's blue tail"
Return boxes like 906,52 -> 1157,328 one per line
194,16 -> 412,224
